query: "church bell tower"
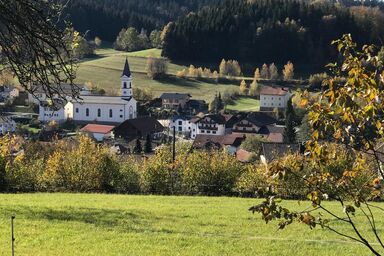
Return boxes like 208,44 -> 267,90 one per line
121,58 -> 133,99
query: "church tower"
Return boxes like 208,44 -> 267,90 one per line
121,58 -> 133,99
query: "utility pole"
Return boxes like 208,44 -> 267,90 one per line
11,216 -> 15,256
172,126 -> 176,163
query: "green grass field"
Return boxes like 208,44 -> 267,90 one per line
75,48 -> 240,102
0,194 -> 382,255
226,97 -> 260,112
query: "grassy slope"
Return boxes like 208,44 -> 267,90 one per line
75,48 -> 240,102
226,97 -> 260,112
0,193 -> 382,256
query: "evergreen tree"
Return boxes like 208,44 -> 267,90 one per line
133,138 -> 142,153
145,134 -> 152,153
269,63 -> 279,80
217,92 -> 224,111
283,98 -> 296,143
260,64 -> 269,79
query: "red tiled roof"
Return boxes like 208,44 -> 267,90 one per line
236,149 -> 252,162
260,86 -> 288,96
80,124 -> 115,134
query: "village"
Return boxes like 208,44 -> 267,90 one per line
0,58 -> 300,163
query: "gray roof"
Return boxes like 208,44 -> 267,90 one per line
122,58 -> 131,77
73,96 -> 132,105
160,93 -> 191,100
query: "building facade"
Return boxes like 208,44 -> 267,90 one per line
38,58 -> 137,124
259,86 -> 290,110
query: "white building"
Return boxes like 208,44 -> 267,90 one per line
259,86 -> 290,110
38,58 -> 137,124
0,116 -> 16,135
170,116 -> 193,134
191,114 -> 230,139
38,99 -> 67,124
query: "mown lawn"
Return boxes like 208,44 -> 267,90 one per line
75,48 -> 240,101
0,194 -> 382,255
226,97 -> 260,112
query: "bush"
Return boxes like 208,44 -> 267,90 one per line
181,151 -> 242,195
115,158 -> 141,193
235,164 -> 270,197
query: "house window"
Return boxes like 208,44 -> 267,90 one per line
279,97 -> 281,100
207,130 -> 211,134
178,127 -> 182,132
178,121 -> 182,125
123,82 -> 127,88
86,108 -> 89,117
76,108 -> 79,113
213,131 -> 216,134
201,130 -> 205,133
271,97 -> 274,100
120,115 -> 123,118
97,109 -> 101,117
271,103 -> 274,106
129,106 -> 133,119
109,109 -> 113,118
243,127 -> 246,131
120,109 -> 123,112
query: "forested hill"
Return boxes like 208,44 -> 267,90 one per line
162,0 -> 384,67
62,0 -> 219,41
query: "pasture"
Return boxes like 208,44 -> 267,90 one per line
75,48 -> 240,101
0,193 -> 382,255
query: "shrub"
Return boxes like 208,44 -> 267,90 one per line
115,157 -> 141,194
235,164 -> 270,197
181,151 -> 242,195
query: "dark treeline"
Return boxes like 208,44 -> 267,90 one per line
162,0 -> 384,68
61,0 -> 220,42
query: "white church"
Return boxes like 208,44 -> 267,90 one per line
39,58 -> 137,124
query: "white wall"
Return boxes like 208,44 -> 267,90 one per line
170,119 -> 192,133
38,105 -> 66,123
260,93 -> 290,108
72,101 -> 136,123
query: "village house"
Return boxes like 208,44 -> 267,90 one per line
114,116 -> 164,141
80,124 -> 115,142
38,58 -> 137,124
190,113 -> 236,139
160,93 -> 191,110
0,116 -> 16,135
259,86 -> 291,111
170,115 -> 192,134
0,85 -> 19,101
192,134 -> 245,154
231,112 -> 284,143
38,99 -> 67,124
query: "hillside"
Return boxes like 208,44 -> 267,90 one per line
75,47 -> 241,102
62,0 -> 220,41
162,0 -> 384,68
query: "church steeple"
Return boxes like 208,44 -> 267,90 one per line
121,58 -> 132,99
122,58 -> 131,77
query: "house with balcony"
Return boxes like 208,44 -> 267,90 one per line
191,113 -> 236,139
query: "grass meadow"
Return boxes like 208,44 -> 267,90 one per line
226,97 -> 260,112
75,48 -> 240,102
0,193 -> 382,255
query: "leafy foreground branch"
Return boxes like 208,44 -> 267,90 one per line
0,0 -> 78,101
250,34 -> 384,255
